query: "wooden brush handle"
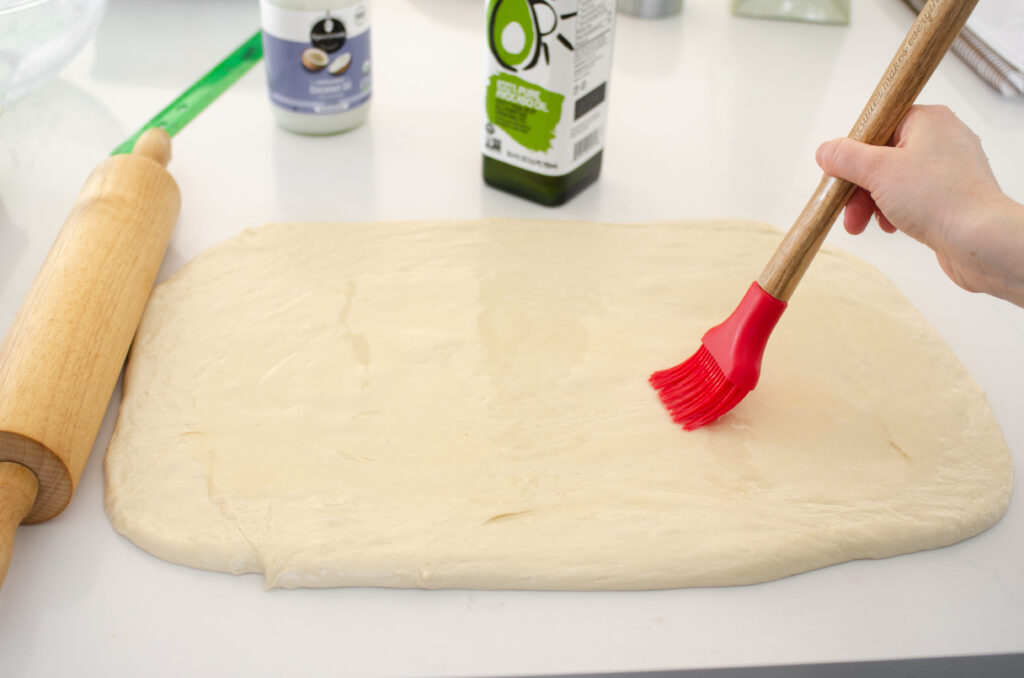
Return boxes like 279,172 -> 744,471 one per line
758,0 -> 979,301
0,129 -> 180,587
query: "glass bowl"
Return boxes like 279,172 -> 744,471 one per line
0,0 -> 107,106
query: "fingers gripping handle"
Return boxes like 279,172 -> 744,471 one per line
758,0 -> 979,302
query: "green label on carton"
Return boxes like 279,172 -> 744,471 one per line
486,73 -> 563,153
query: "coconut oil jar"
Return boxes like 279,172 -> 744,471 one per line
259,0 -> 372,134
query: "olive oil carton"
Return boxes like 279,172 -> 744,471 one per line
483,0 -> 616,206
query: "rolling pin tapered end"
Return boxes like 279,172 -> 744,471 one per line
132,128 -> 173,167
0,462 -> 39,588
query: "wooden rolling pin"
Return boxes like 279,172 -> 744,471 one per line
0,128 -> 180,587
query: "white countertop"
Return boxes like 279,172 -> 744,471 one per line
1,1 -> 1023,676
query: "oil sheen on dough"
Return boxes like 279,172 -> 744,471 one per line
103,219 -> 1013,590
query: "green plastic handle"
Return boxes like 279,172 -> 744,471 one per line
111,30 -> 263,156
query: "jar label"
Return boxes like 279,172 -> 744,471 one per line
483,0 -> 615,176
260,2 -> 372,116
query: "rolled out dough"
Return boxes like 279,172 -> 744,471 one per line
104,219 -> 1012,590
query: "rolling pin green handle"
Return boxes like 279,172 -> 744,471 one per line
0,461 -> 39,588
111,30 -> 264,156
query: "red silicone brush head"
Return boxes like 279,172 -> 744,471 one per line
649,345 -> 750,430
650,282 -> 788,431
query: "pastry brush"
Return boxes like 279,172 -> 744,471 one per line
650,0 -> 979,430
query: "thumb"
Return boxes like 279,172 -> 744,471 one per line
815,137 -> 891,192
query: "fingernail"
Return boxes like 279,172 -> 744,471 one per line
814,142 -> 829,167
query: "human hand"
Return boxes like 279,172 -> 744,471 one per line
816,105 -> 1024,307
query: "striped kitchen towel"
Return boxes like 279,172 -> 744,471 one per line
903,0 -> 1023,97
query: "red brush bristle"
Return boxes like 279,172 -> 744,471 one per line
649,345 -> 750,431
651,282 -> 788,431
